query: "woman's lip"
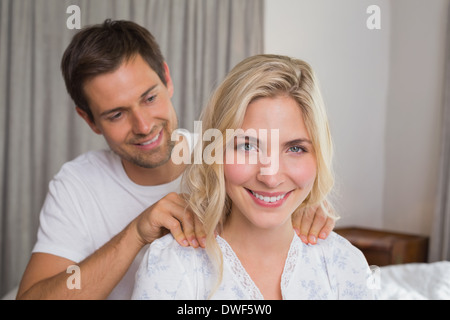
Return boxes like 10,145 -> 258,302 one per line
245,188 -> 292,207
245,189 -> 289,197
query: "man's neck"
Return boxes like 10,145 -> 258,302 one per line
122,159 -> 186,186
121,135 -> 189,186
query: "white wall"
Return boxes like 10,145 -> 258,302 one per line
264,0 -> 448,235
383,0 -> 448,235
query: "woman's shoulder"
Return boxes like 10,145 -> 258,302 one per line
314,232 -> 375,299
147,234 -> 205,264
316,231 -> 366,261
301,231 -> 371,277
133,234 -> 211,299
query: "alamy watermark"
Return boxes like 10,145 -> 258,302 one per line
66,265 -> 81,290
171,121 -> 280,175
66,4 -> 381,31
367,265 -> 381,290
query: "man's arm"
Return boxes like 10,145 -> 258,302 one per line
16,220 -> 140,299
16,192 -> 205,300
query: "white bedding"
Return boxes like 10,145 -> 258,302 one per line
378,261 -> 450,300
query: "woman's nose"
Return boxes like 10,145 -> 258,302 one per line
256,159 -> 285,188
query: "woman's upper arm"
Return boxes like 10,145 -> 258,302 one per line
132,236 -> 196,300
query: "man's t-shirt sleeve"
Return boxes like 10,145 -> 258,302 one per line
32,171 -> 94,263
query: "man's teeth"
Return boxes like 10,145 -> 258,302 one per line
250,190 -> 286,203
139,133 -> 160,145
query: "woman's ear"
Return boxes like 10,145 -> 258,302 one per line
76,107 -> 102,135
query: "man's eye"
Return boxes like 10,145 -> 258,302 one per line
109,112 -> 122,121
146,95 -> 156,103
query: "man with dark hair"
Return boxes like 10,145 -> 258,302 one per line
17,20 -> 334,299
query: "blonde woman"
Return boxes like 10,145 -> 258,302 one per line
132,55 -> 375,300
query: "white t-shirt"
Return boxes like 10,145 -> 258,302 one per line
132,232 -> 376,300
32,131 -> 195,300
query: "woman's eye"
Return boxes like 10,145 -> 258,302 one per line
237,142 -> 257,152
288,146 -> 305,153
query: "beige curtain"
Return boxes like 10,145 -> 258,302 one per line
430,2 -> 450,262
0,0 -> 264,296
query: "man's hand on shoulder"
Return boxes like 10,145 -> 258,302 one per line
133,192 -> 206,248
292,203 -> 336,245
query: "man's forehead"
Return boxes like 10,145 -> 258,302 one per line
83,58 -> 160,109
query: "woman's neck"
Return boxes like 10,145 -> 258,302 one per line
220,211 -> 295,300
221,212 -> 294,259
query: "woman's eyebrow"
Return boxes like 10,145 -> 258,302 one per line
283,138 -> 313,148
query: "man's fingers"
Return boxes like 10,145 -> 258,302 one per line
307,209 -> 329,244
178,207 -> 200,248
176,194 -> 205,248
138,192 -> 206,248
193,214 -> 206,248
158,193 -> 207,248
164,216 -> 189,247
161,194 -> 198,247
294,207 -> 315,244
292,205 -> 336,245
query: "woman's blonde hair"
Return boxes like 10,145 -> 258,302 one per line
182,54 -> 337,294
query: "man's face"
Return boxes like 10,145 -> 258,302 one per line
80,55 -> 178,171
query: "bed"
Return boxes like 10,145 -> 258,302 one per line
377,261 -> 450,300
335,227 -> 450,300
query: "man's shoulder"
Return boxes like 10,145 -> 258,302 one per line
56,149 -> 117,178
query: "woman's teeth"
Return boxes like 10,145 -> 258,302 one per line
250,190 -> 287,203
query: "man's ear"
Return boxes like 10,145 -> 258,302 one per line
76,107 -> 102,135
163,62 -> 174,98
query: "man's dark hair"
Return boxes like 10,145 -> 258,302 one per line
61,19 -> 166,122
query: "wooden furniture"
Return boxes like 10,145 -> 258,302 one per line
335,227 -> 429,266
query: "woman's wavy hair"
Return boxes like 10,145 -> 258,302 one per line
182,54 -> 337,294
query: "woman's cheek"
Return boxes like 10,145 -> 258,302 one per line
289,156 -> 317,189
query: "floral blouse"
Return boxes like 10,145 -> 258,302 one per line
132,232 -> 376,300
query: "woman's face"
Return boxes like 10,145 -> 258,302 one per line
224,96 -> 317,231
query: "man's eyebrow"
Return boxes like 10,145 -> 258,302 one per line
99,85 -> 159,118
140,84 -> 158,99
100,106 -> 124,118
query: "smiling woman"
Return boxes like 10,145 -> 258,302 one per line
222,96 -> 317,234
132,54 -> 376,300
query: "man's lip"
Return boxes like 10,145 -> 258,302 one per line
133,129 -> 162,145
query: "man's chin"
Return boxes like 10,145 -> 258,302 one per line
115,146 -> 174,169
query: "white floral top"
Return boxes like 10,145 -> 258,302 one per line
132,232 -> 376,300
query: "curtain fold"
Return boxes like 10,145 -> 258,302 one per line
0,0 -> 264,296
430,2 -> 450,262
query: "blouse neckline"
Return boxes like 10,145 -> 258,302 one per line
216,234 -> 300,300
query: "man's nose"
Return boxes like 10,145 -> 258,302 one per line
131,110 -> 152,135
